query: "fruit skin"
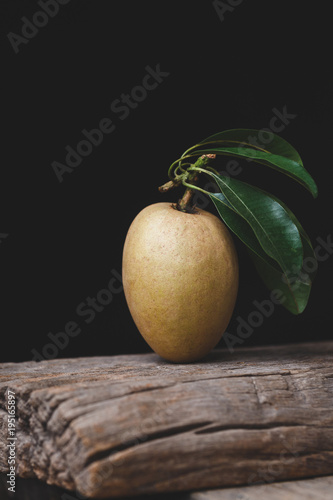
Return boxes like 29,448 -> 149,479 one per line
122,202 -> 239,363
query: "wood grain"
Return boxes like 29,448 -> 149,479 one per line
1,341 -> 333,498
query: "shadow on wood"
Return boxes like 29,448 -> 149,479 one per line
0,473 -> 188,500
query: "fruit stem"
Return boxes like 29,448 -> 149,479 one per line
175,176 -> 199,212
158,179 -> 181,193
175,154 -> 216,213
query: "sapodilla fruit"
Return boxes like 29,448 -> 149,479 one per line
122,202 -> 239,362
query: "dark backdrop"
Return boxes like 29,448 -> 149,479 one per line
1,0 -> 332,363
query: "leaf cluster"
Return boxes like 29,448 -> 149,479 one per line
172,129 -> 318,314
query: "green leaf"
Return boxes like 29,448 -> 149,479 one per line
187,146 -> 318,198
209,192 -> 279,266
209,190 -> 316,314
198,128 -> 304,164
248,250 -> 312,315
262,190 -> 318,286
205,173 -> 304,276
250,191 -> 317,314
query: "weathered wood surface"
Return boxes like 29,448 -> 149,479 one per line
0,341 -> 333,498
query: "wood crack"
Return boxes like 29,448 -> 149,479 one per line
194,423 -> 314,435
181,371 -> 293,383
84,421 -> 213,467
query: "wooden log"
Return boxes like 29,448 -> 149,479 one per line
0,341 -> 333,498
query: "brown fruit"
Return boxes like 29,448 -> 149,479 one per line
122,202 -> 239,362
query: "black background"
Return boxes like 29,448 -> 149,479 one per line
1,0 -> 332,363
